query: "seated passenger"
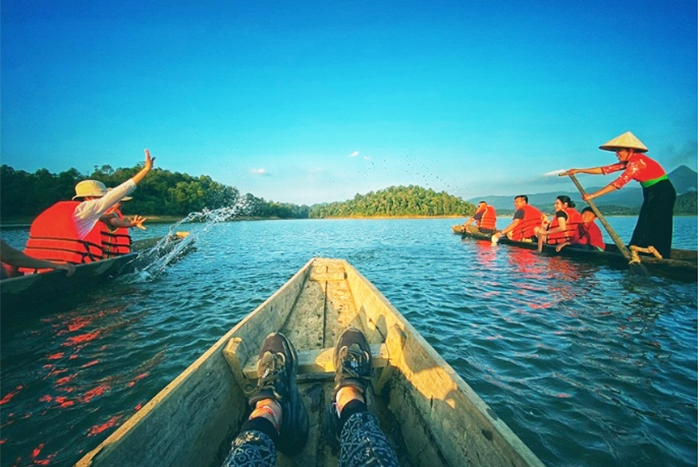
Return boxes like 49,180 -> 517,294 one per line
491,195 -> 543,243
100,190 -> 147,258
21,150 -> 155,273
535,195 -> 582,253
462,201 -> 497,234
555,207 -> 606,253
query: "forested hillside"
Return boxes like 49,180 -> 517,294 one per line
308,185 -> 475,218
0,164 -> 309,220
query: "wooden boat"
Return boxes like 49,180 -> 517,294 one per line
452,225 -> 698,282
1,232 -> 192,316
76,257 -> 544,467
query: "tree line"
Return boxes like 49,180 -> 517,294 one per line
308,185 -> 475,218
0,164 -> 310,220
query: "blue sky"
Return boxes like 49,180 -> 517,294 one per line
2,0 -> 697,205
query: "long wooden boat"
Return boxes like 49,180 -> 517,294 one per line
76,257 -> 544,467
452,225 -> 698,282
1,233 -> 192,316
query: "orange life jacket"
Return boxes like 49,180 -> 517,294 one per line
101,209 -> 132,257
477,205 -> 497,230
546,208 -> 583,244
21,201 -> 104,273
511,204 -> 542,241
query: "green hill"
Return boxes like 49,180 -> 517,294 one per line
308,185 -> 475,218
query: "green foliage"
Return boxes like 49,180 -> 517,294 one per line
0,163 -> 308,220
675,191 -> 697,215
308,185 -> 475,218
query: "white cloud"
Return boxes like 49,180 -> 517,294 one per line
350,151 -> 360,157
363,155 -> 371,160
251,168 -> 270,176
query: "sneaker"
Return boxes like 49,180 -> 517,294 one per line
325,327 -> 373,450
332,327 -> 373,395
249,332 -> 309,455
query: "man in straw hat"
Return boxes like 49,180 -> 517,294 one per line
563,132 -> 676,258
21,150 -> 156,272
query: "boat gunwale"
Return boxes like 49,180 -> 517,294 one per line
75,258 -> 314,467
453,225 -> 697,281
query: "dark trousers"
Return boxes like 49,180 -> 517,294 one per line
631,179 -> 676,258
223,411 -> 399,467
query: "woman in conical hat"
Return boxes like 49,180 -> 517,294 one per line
563,131 -> 676,257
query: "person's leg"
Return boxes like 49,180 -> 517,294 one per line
223,332 -> 309,466
327,328 -> 399,467
222,418 -> 277,467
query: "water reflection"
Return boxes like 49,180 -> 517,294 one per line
0,217 -> 697,467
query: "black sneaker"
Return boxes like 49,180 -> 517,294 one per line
325,327 -> 373,450
333,327 -> 373,395
249,332 -> 309,455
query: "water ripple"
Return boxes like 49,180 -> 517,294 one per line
0,218 -> 697,467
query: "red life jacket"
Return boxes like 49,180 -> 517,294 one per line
511,204 -> 542,241
546,208 -> 583,244
574,222 -> 606,250
21,201 -> 104,273
477,205 -> 497,230
101,209 -> 132,257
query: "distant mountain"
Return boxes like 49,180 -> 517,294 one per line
471,165 -> 697,213
668,165 -> 698,193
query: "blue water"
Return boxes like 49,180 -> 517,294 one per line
1,217 -> 697,466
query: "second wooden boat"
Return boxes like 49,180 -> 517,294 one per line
452,225 -> 698,282
76,257 -> 544,467
1,232 -> 193,318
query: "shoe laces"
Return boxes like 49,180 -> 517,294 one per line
339,343 -> 370,380
257,351 -> 287,399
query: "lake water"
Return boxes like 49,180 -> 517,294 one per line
1,217 -> 697,467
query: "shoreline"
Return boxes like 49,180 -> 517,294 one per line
2,213 -> 697,229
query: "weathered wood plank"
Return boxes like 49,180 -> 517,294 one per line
239,343 -> 388,379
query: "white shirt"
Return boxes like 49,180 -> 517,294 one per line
73,179 -> 136,239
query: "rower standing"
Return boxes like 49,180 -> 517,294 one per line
563,131 -> 676,258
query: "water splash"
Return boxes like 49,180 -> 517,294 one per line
130,200 -> 253,280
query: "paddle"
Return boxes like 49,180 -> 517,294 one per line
563,173 -> 648,275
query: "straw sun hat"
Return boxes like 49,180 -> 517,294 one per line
72,180 -> 107,200
599,131 -> 648,152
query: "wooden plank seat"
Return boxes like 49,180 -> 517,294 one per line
223,338 -> 388,393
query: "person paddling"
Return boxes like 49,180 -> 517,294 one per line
563,132 -> 676,258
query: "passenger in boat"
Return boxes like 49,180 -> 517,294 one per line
563,131 -> 676,257
100,189 -> 147,257
462,201 -> 497,233
534,195 -> 582,253
21,150 -> 155,273
555,207 -> 606,253
490,195 -> 544,243
1,239 -> 75,279
222,328 -> 399,467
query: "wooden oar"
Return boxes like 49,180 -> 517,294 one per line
564,173 -> 648,275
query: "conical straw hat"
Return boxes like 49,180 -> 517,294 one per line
599,131 -> 648,152
72,180 -> 107,200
